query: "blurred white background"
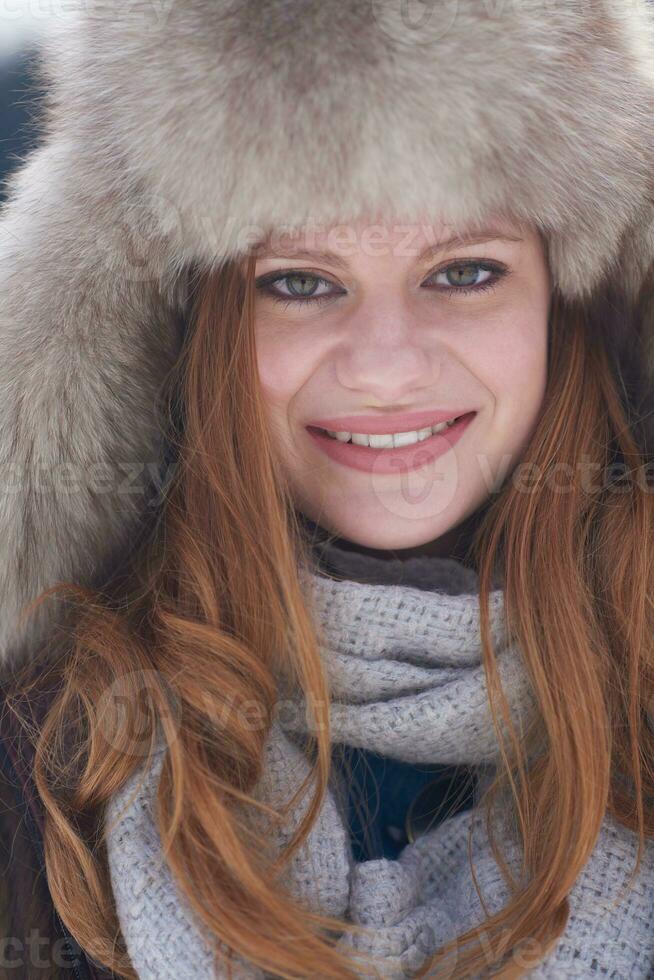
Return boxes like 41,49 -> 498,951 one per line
0,0 -> 52,58
0,1 -> 54,198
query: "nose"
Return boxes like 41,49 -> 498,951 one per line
334,305 -> 439,404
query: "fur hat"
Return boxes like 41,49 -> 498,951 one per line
1,0 -> 654,667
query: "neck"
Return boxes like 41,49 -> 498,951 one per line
300,506 -> 489,570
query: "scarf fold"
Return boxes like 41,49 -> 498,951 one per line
283,546 -> 530,766
104,541 -> 654,979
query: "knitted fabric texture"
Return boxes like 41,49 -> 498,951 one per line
104,543 -> 654,978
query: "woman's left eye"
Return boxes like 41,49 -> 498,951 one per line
423,260 -> 507,296
254,260 -> 507,310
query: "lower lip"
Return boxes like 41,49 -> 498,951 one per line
306,412 -> 477,475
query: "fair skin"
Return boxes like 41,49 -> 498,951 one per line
253,216 -> 551,561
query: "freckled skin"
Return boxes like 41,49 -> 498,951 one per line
254,215 -> 551,559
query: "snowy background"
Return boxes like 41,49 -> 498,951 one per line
0,1 -> 51,198
0,0 -> 51,57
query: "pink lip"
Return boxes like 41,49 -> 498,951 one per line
306,411 -> 477,475
307,409 -> 472,434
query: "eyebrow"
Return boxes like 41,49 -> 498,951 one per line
253,228 -> 524,269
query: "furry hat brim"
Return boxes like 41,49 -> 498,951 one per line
1,0 -> 654,666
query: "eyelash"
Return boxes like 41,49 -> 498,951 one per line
254,260 -> 508,310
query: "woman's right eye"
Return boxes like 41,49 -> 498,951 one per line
254,271 -> 345,309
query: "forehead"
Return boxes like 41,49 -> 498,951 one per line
251,215 -> 529,266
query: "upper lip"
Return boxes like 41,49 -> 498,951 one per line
307,409 -> 475,435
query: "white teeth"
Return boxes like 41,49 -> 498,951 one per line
323,416 -> 462,447
369,433 -> 395,448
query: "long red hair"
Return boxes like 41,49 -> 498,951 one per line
7,252 -> 654,977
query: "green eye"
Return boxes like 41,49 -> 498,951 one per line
254,259 -> 508,309
254,270 -> 345,308
283,274 -> 325,298
444,264 -> 486,287
425,260 -> 507,296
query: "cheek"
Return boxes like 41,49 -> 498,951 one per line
255,324 -> 321,411
477,300 -> 549,432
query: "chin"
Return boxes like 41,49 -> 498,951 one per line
325,518 -> 452,553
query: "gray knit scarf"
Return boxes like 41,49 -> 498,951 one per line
104,541 -> 654,978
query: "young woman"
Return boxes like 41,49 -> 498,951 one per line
1,1 -> 654,978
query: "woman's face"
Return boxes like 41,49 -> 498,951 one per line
253,215 -> 551,553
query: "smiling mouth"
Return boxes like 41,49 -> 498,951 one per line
307,412 -> 473,449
